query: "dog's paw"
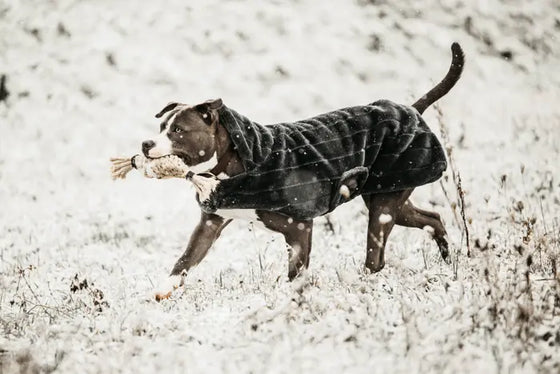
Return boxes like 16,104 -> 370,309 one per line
154,291 -> 172,302
153,275 -> 183,302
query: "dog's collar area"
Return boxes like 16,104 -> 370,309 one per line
210,145 -> 235,176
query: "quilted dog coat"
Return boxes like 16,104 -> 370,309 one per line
199,100 -> 447,220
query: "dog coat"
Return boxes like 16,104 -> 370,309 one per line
199,100 -> 447,220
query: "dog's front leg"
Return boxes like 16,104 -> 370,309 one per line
154,212 -> 231,301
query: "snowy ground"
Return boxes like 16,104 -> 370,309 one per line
1,0 -> 559,373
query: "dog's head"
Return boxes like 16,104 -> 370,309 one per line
142,98 -> 223,173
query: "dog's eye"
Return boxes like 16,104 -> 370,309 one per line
174,127 -> 182,133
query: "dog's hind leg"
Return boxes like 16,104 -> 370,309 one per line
362,190 -> 412,273
257,211 -> 313,281
395,200 -> 450,263
285,224 -> 313,280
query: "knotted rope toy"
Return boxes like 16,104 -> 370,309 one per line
110,154 -> 219,201
110,153 -> 355,212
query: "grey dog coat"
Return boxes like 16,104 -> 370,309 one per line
198,100 -> 447,220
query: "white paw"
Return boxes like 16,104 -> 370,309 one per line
154,275 -> 183,301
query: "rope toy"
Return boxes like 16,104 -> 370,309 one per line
110,154 -> 220,201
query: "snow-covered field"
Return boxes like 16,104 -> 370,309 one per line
1,0 -> 559,372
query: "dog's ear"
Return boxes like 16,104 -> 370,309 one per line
200,98 -> 223,111
194,98 -> 223,125
155,102 -> 180,118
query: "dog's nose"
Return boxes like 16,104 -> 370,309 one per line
142,140 -> 156,157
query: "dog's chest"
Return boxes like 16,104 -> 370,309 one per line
214,209 -> 270,232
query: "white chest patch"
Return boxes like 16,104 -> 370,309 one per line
214,209 -> 270,232
215,209 -> 258,221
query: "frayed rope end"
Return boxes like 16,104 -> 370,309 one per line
110,154 -> 145,180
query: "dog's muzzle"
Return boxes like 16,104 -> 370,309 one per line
142,140 -> 155,157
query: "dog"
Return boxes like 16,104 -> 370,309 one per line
145,43 -> 464,300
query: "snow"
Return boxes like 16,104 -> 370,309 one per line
378,214 -> 393,224
339,184 -> 351,199
1,0 -> 560,373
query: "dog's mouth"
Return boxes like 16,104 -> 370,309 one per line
171,152 -> 192,165
145,155 -> 169,162
146,154 -> 191,165
179,155 -> 191,165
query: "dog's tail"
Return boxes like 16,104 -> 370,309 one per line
412,42 -> 465,114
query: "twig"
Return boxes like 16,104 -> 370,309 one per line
455,173 -> 471,257
19,268 -> 54,320
435,103 -> 471,257
324,215 -> 335,234
439,180 -> 462,228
